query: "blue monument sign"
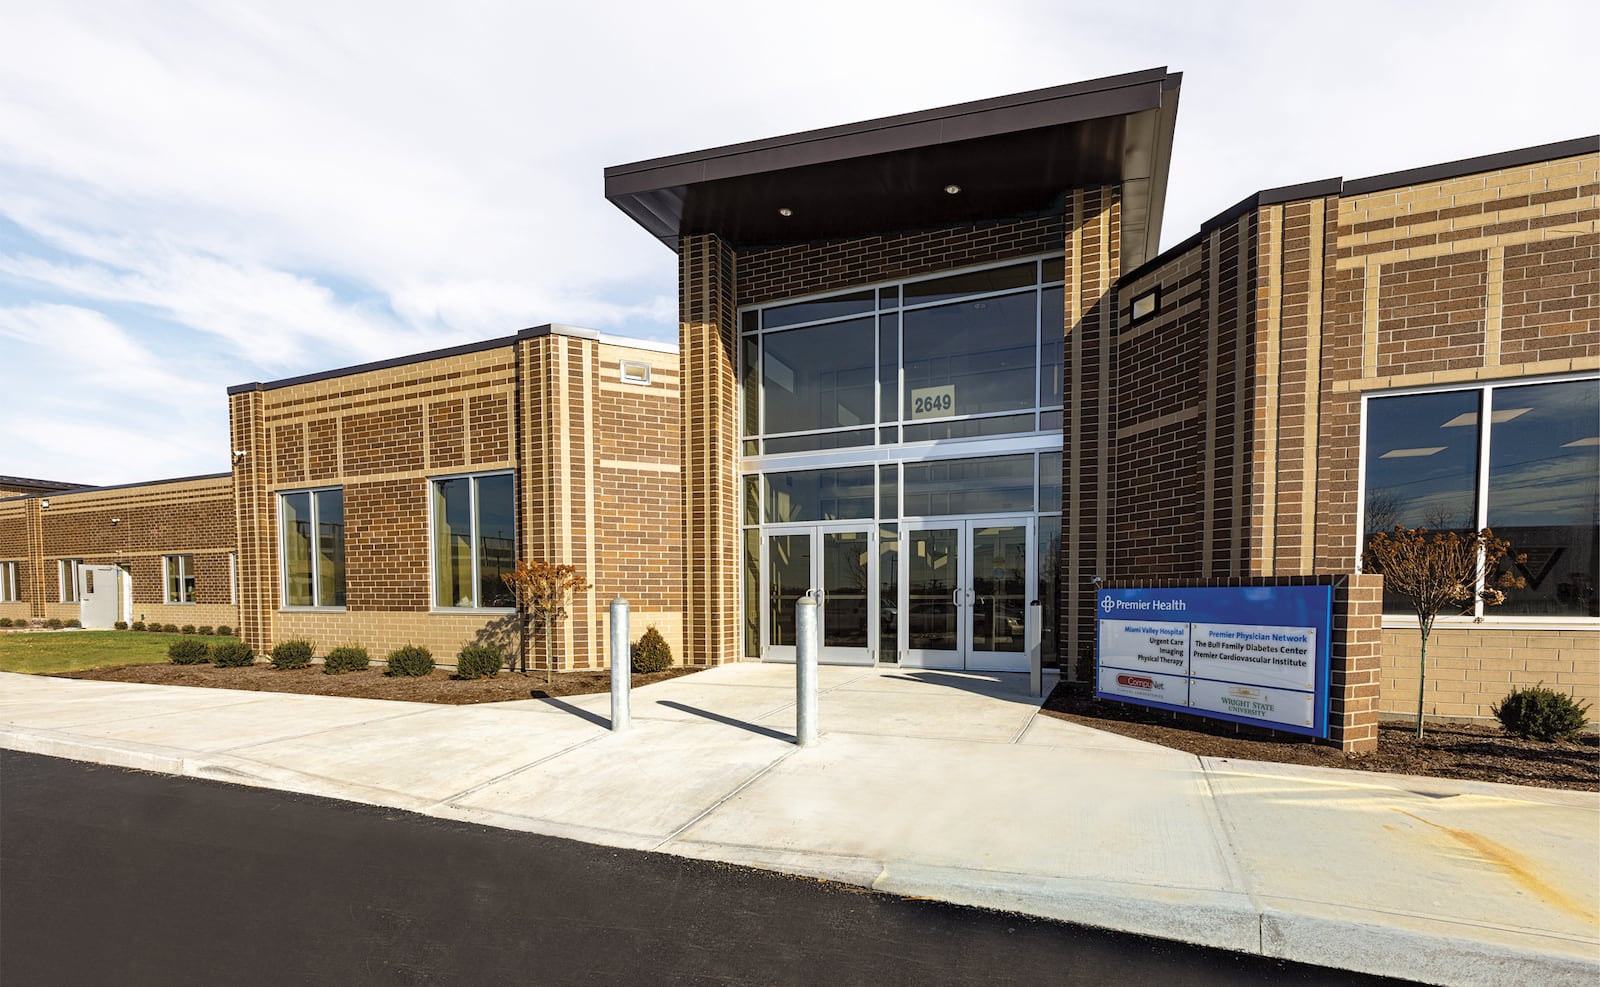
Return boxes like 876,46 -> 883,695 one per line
1095,586 -> 1333,738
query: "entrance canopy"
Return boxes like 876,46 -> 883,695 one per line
604,67 -> 1182,272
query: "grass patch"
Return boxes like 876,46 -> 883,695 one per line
0,631 -> 242,675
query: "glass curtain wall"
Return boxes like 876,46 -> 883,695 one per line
738,257 -> 1067,666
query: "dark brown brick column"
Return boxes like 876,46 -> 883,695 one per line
679,234 -> 739,667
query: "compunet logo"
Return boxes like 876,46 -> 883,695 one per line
1116,674 -> 1154,690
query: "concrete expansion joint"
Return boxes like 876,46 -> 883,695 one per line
212,707 -> 436,755
439,732 -> 611,807
652,746 -> 800,852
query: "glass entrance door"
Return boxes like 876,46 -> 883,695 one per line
900,517 -> 1034,672
763,525 -> 875,664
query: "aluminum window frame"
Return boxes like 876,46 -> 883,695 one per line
58,558 -> 82,603
277,486 -> 345,611
1356,370 -> 1599,626
0,561 -> 17,602
162,553 -> 196,605
427,469 -> 517,612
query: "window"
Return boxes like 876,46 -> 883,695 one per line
280,488 -> 345,608
619,360 -> 652,385
0,561 -> 18,602
163,554 -> 196,604
432,472 -> 515,609
59,559 -> 82,603
1129,286 -> 1160,324
1362,376 -> 1599,618
739,257 -> 1064,455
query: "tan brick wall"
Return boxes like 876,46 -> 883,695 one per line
1106,146 -> 1597,717
230,330 -> 683,669
1381,625 -> 1599,722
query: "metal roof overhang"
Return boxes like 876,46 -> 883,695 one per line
604,68 -> 1181,272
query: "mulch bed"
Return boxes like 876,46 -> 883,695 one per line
57,662 -> 698,704
1040,685 -> 1598,792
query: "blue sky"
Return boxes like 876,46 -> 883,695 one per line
2,0 -> 1595,486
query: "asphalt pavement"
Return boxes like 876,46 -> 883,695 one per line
2,750 -> 1415,986
1,664 -> 1595,986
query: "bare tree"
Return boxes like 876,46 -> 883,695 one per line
1363,526 -> 1524,738
1363,489 -> 1403,535
502,561 -> 593,682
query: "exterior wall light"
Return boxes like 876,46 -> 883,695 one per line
944,184 -> 961,195
778,207 -> 793,217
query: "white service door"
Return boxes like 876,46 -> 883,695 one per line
79,564 -> 121,629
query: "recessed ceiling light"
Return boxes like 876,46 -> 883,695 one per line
778,207 -> 793,217
944,184 -> 961,195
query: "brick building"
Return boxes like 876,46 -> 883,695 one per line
4,67 -> 1594,740
226,324 -> 681,666
607,66 -> 1597,741
0,474 -> 239,630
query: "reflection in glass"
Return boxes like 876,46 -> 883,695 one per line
765,467 -> 874,523
907,528 -> 959,652
767,534 -> 810,647
476,474 -> 516,609
879,525 -> 898,663
316,489 -> 345,607
823,531 -> 870,648
1364,390 -> 1481,614
762,429 -> 874,454
763,317 -> 875,435
879,313 -> 899,422
970,526 -> 1026,653
879,464 -> 898,520
1038,452 -> 1062,514
434,478 -> 473,608
281,492 -> 312,607
1487,380 -> 1599,617
743,530 -> 760,658
743,475 -> 760,526
903,455 -> 1034,517
764,289 -> 874,331
902,413 -> 1035,443
1040,285 -> 1063,411
1038,516 -> 1061,666
742,336 -> 760,436
903,292 -> 1037,420
904,263 -> 1034,306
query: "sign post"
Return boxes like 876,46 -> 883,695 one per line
1095,586 -> 1333,737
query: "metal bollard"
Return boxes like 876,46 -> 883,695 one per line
795,597 -> 818,747
609,598 -> 630,732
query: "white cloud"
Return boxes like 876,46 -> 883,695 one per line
0,0 -> 1594,483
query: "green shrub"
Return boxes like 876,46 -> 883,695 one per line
217,625 -> 233,637
198,625 -> 214,636
180,624 -> 196,635
131,620 -> 146,631
323,646 -> 370,675
385,645 -> 434,677
455,644 -> 503,680
630,625 -> 673,674
113,620 -> 128,630
168,637 -> 211,664
1493,684 -> 1592,742
0,618 -> 12,628
162,623 -> 179,633
270,640 -> 314,670
211,641 -> 255,668
46,618 -> 63,630
66,618 -> 82,628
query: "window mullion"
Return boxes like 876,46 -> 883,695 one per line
469,477 -> 481,607
1474,386 -> 1494,617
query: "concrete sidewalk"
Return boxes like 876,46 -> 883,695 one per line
2,665 -> 1595,986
